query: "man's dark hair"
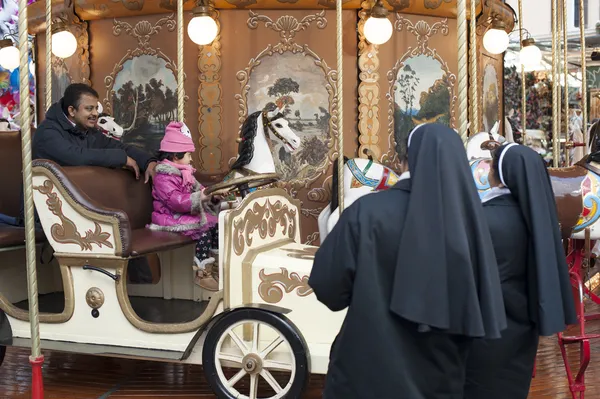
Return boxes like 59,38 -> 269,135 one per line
490,146 -> 502,183
61,83 -> 99,114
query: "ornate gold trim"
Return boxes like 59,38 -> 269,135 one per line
0,264 -> 75,323
357,2 -> 382,160
283,245 -> 317,259
381,16 -> 456,169
86,287 -> 105,309
236,11 -> 337,189
307,175 -> 332,203
222,188 -> 302,309
32,166 -> 124,256
102,15 -> 188,116
198,10 -> 223,174
59,254 -> 224,333
258,267 -> 313,304
34,180 -> 114,251
232,197 -> 298,256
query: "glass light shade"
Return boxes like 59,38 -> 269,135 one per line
187,15 -> 218,45
51,30 -> 77,59
0,45 -> 20,71
364,16 -> 393,45
483,27 -> 509,54
519,43 -> 542,67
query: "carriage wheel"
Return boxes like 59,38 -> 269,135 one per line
202,309 -> 309,399
0,345 -> 5,368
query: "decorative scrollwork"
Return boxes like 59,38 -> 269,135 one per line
33,180 -> 113,251
424,0 -> 452,9
308,175 -> 332,202
233,199 -> 297,255
258,267 -> 313,304
111,0 -> 145,11
247,10 -> 327,49
386,0 -> 411,9
113,14 -> 176,49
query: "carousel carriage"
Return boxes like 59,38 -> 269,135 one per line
0,0 -> 595,398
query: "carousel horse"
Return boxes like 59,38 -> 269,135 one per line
97,113 -> 124,140
204,103 -> 301,198
318,125 -> 509,242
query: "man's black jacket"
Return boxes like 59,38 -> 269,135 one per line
32,100 -> 155,170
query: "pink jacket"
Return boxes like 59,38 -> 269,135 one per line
147,162 -> 218,240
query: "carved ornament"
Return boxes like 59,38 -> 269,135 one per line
258,267 -> 313,304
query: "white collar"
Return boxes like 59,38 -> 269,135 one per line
399,171 -> 410,181
481,186 -> 511,203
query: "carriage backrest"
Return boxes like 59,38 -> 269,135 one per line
0,130 -> 24,217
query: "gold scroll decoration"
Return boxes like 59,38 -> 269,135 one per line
258,267 -> 313,304
232,199 -> 298,255
357,1 -> 382,160
198,10 -> 223,173
34,180 -> 113,250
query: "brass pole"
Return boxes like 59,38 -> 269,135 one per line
336,0 -> 344,213
457,0 -> 468,142
469,0 -> 478,134
552,0 -> 559,167
45,0 -> 52,111
579,0 -> 588,150
563,0 -> 570,165
518,0 -> 526,145
177,0 -> 184,122
557,0 -> 563,164
19,0 -> 41,359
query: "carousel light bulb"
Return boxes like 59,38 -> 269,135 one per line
519,38 -> 542,68
187,6 -> 218,46
51,29 -> 77,59
0,40 -> 20,71
363,0 -> 393,45
483,21 -> 509,55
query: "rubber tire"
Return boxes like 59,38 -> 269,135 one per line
0,345 -> 5,368
202,308 -> 309,399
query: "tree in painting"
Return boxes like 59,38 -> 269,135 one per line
393,55 -> 451,159
111,55 -> 178,154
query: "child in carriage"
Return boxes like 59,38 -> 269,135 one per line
147,121 -> 221,291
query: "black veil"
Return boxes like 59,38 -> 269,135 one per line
391,124 -> 506,339
497,143 -> 577,335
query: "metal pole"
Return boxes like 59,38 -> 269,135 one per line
457,0 -> 468,142
19,0 -> 44,397
336,0 -> 344,213
45,0 -> 51,111
579,0 -> 588,150
552,0 -> 559,167
177,0 -> 184,122
469,0 -> 478,134
518,0 -> 526,145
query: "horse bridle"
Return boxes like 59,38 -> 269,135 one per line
262,110 -> 293,147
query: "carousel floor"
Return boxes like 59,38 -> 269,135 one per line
1,300 -> 600,398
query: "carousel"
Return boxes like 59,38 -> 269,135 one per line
0,0 -> 596,398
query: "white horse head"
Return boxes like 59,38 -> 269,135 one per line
318,157 -> 403,242
230,104 -> 301,176
97,114 -> 124,139
466,129 -> 506,160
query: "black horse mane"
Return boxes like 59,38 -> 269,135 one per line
330,156 -> 349,213
231,111 -> 261,171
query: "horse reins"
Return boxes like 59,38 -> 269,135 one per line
262,110 -> 292,147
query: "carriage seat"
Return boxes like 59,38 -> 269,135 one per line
31,159 -> 227,258
0,130 -> 46,250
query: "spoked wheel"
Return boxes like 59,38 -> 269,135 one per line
0,345 -> 5,368
202,309 -> 309,399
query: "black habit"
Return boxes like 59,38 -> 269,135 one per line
464,144 -> 577,399
309,124 -> 506,399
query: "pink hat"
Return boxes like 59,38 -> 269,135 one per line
160,122 -> 195,153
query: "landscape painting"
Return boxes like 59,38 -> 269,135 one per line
393,54 -> 451,158
247,52 -> 331,182
111,54 -> 177,155
483,64 -> 499,133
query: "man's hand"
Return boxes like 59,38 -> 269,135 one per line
125,156 -> 140,180
144,161 -> 157,184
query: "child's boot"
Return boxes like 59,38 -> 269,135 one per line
194,257 -> 219,291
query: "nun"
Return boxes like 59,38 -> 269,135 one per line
309,124 -> 507,399
463,143 -> 577,399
